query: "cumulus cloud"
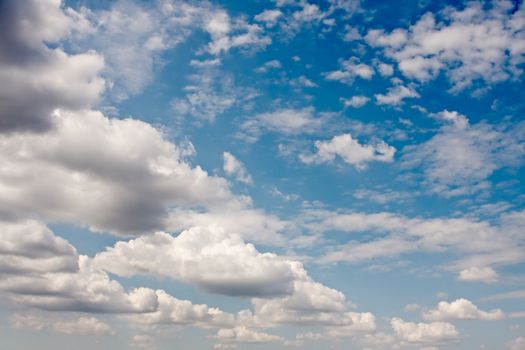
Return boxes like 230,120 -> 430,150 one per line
299,134 -> 396,169
366,1 -> 525,90
0,220 -> 78,275
123,289 -> 235,328
11,314 -> 115,336
0,109 -> 238,235
222,152 -> 253,184
255,59 -> 282,73
375,84 -> 420,106
458,266 -> 499,283
340,95 -> 370,108
423,298 -> 505,321
216,326 -> 283,344
401,111 -> 525,197
0,0 -> 105,133
94,225 -> 299,297
325,57 -> 374,85
390,317 -> 459,344
0,220 -> 239,332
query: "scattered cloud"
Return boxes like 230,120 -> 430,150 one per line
422,298 -> 505,321
391,317 -> 459,344
366,1 -> 525,90
340,95 -> 370,108
401,111 -> 525,197
458,266 -> 499,283
223,152 -> 253,184
299,134 -> 396,169
11,314 -> 115,336
325,57 -> 374,84
375,84 -> 420,106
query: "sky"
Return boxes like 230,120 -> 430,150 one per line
0,0 -> 525,349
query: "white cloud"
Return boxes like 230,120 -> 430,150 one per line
401,111 -> 525,197
377,63 -> 394,77
0,220 -> 240,333
375,84 -> 420,106
299,134 -> 396,169
11,314 -> 115,336
366,1 -> 525,90
325,312 -> 377,337
305,208 -> 525,274
390,317 -> 459,344
216,326 -> 283,343
290,75 -> 318,88
204,12 -> 271,55
0,220 -> 78,275
239,107 -> 324,142
255,59 -> 282,73
0,109 -> 237,236
254,9 -> 283,28
340,95 -> 370,108
458,266 -> 498,283
94,225 -> 299,297
0,221 -> 159,314
123,289 -> 235,328
325,58 -> 374,84
423,298 -> 505,321
0,0 -> 105,132
223,152 -> 253,184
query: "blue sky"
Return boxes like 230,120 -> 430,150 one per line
0,0 -> 525,349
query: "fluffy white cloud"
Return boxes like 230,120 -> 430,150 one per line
223,152 -> 253,184
299,133 -> 396,169
325,58 -> 374,84
11,314 -> 115,336
255,59 -> 282,73
94,225 -> 300,297
401,111 -> 525,197
0,220 -> 78,275
239,107 -> 325,142
325,312 -> 377,337
0,0 -> 105,132
375,84 -> 420,106
216,326 -> 283,344
248,278 -> 353,326
423,298 -> 505,321
0,109 -> 240,236
390,317 -> 459,344
0,220 -> 239,333
0,221 -> 158,313
458,266 -> 499,283
366,1 -> 525,90
340,95 -> 370,108
124,289 -> 235,328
